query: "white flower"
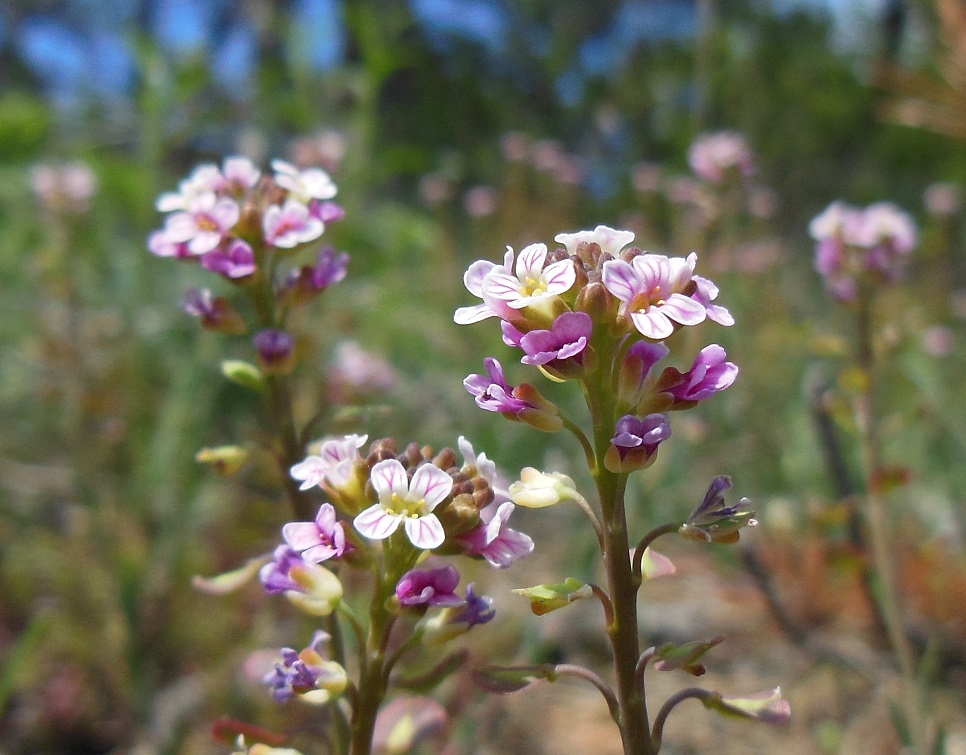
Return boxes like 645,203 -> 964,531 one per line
554,225 -> 635,256
272,159 -> 338,204
354,460 -> 452,549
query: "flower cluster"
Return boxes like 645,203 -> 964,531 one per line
687,131 -> 756,184
809,201 -> 918,300
148,157 -> 348,340
457,225 -> 737,471
30,161 -> 98,214
285,435 -> 532,558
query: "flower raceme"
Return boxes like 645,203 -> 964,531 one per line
809,200 -> 917,300
284,436 -> 533,564
455,226 -> 737,433
148,155 -> 346,295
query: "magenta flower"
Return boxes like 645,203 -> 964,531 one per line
353,460 -> 452,549
690,276 -> 734,327
518,311 -> 593,370
290,434 -> 368,491
395,564 -> 464,607
263,199 -> 324,248
658,345 -> 738,406
616,340 -> 670,408
161,192 -> 240,255
283,504 -> 349,563
481,242 -> 577,313
181,288 -> 246,333
456,501 -> 534,568
464,358 -> 532,414
602,253 -> 709,339
605,414 -> 672,473
200,238 -> 257,279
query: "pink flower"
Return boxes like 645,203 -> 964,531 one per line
688,131 -> 756,183
263,199 -> 325,248
282,503 -> 349,563
200,238 -> 256,278
457,501 -> 533,568
353,460 -> 452,550
272,159 -> 338,204
395,564 -> 464,607
602,253 -> 708,339
290,434 -> 368,491
161,192 -> 240,255
219,157 -> 261,195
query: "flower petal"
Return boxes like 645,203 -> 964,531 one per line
404,514 -> 446,549
354,505 -> 400,540
410,464 -> 454,508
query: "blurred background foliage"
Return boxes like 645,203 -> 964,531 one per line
2,0 -> 966,752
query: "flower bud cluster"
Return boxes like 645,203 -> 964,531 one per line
456,226 -> 737,472
809,201 -> 917,300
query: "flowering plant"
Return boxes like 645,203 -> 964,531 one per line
456,225 -> 789,754
152,157 -> 534,754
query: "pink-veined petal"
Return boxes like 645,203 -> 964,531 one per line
283,521 -> 323,550
601,259 -> 641,303
482,271 -> 527,302
542,259 -> 577,295
302,542 -> 340,562
404,514 -> 446,550
463,260 -> 499,297
354,505 -> 401,540
454,303 -> 497,325
370,459 -> 409,500
660,293 -> 707,325
630,309 -> 674,339
516,243 -> 548,278
410,464 -> 454,509
632,254 -> 671,293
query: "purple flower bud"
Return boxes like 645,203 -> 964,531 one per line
200,238 -> 257,279
464,358 -> 532,414
181,287 -> 247,334
254,328 -> 296,373
395,564 -> 465,608
657,345 -> 738,407
518,311 -> 593,378
259,545 -> 309,594
311,247 -> 349,289
452,584 -> 495,626
311,200 -> 346,223
605,414 -> 671,473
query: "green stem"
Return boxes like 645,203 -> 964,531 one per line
631,523 -> 681,585
854,292 -> 927,755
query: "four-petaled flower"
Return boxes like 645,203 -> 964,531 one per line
291,434 -> 368,491
354,459 -> 452,550
463,358 -> 532,414
507,311 -> 593,374
264,199 -> 324,249
162,192 -> 240,255
283,503 -> 349,563
200,239 -> 257,279
602,253 -> 708,339
480,243 -> 576,316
